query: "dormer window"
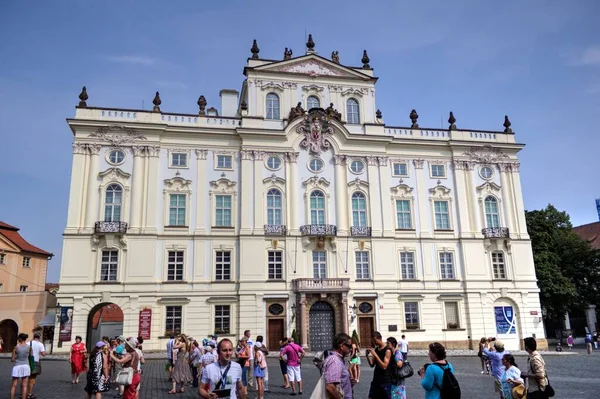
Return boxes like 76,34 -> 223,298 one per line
307,96 -> 320,110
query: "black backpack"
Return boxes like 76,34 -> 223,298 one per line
433,362 -> 461,399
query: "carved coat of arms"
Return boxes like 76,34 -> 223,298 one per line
297,109 -> 333,155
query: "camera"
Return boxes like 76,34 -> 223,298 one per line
417,363 -> 431,376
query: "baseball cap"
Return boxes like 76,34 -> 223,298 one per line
96,341 -> 107,348
493,340 -> 505,349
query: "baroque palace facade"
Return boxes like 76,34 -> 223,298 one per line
55,36 -> 546,352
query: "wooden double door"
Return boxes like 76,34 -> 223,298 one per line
358,316 -> 375,347
268,318 -> 285,349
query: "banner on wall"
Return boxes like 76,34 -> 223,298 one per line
495,306 -> 517,335
138,308 -> 152,340
59,307 -> 73,342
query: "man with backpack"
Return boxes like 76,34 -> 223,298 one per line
419,342 -> 461,399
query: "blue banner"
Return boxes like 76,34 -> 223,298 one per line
495,306 -> 516,335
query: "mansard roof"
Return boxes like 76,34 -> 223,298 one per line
0,221 -> 53,257
244,53 -> 377,82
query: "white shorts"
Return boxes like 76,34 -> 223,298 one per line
287,365 -> 302,382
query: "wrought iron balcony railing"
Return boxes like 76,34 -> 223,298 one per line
95,221 -> 128,234
350,226 -> 372,237
482,227 -> 510,239
293,278 -> 350,292
264,224 -> 287,236
299,224 -> 337,236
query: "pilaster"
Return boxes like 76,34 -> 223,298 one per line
83,144 -> 101,233
253,151 -> 265,233
366,156 -> 382,235
452,161 -> 472,237
300,294 -> 308,348
507,164 -> 529,239
239,150 -> 254,234
129,146 -> 145,233
413,159 -> 430,237
143,146 -> 160,234
194,149 -> 208,234
378,156 -> 394,237
464,162 -> 480,234
66,143 -> 88,231
498,165 -> 515,235
333,155 -> 348,235
288,152 -> 300,234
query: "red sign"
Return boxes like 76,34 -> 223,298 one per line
530,311 -> 539,316
138,309 -> 152,340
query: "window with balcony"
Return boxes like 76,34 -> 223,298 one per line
214,305 -> 231,335
169,194 -> 186,226
396,200 -> 412,229
346,98 -> 360,124
307,95 -> 320,109
100,250 -> 118,281
104,184 -> 123,222
444,301 -> 460,329
215,251 -> 231,281
312,251 -> 327,279
404,302 -> 420,329
167,250 -> 184,281
492,251 -> 507,279
268,250 -> 283,280
165,305 -> 182,335
434,200 -> 450,230
400,252 -> 415,279
22,257 -> 31,268
310,191 -> 326,225
439,252 -> 455,279
267,189 -> 282,225
215,195 -> 232,227
355,251 -> 370,280
485,196 -> 500,228
351,192 -> 367,227
266,93 -> 280,120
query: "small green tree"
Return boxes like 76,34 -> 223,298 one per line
351,329 -> 360,346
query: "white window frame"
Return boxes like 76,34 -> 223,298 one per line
20,285 -> 28,292
99,168 -> 131,224
403,301 -> 420,330
399,251 -> 416,280
439,251 -> 456,280
310,190 -> 326,225
165,305 -> 183,335
216,154 -> 233,170
215,194 -> 233,227
266,92 -> 280,120
214,304 -> 231,335
492,251 -> 507,279
479,165 -> 494,180
266,189 -> 283,226
444,301 -> 461,329
484,196 -> 500,228
396,200 -> 413,230
215,250 -> 232,281
346,98 -> 360,124
169,152 -> 189,168
268,250 -> 283,280
0,253 -> 5,265
100,249 -> 118,282
434,200 -> 451,230
22,257 -> 31,268
164,175 -> 192,229
312,251 -> 327,279
307,95 -> 320,110
168,193 -> 187,227
0,283 -> 3,292
355,251 -> 370,280
209,177 -> 237,232
392,162 -> 409,177
308,158 -> 324,173
349,159 -> 365,174
351,191 -> 368,228
166,250 -> 185,281
104,184 -> 123,222
430,163 -> 446,178
106,148 -> 126,166
265,155 -> 282,171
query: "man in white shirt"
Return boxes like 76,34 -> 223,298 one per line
28,331 -> 46,397
200,338 -> 246,399
243,330 -> 255,389
399,335 -> 409,360
166,334 -> 175,380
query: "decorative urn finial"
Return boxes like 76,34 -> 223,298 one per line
503,115 -> 512,133
331,51 -> 340,64
361,50 -> 370,69
410,109 -> 419,128
376,109 -> 382,119
197,95 -> 207,116
250,39 -> 260,59
78,86 -> 88,107
152,91 -> 161,112
306,34 -> 315,52
283,47 -> 293,60
448,111 -> 457,130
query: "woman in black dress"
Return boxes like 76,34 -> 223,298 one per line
85,341 -> 110,398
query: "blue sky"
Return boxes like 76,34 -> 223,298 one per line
1,0 -> 599,282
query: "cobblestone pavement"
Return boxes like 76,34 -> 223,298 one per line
1,350 -> 599,398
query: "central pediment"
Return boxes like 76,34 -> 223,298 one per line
253,54 -> 374,81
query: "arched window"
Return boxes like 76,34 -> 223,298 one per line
346,98 -> 360,124
104,184 -> 122,222
310,190 -> 325,224
351,192 -> 367,227
266,93 -> 280,120
266,189 -> 282,225
307,95 -> 320,110
484,196 -> 500,228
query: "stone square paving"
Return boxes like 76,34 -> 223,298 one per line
1,349 -> 599,398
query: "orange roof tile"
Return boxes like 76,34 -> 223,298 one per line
0,221 -> 53,257
573,221 -> 600,250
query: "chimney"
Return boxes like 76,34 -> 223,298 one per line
220,89 -> 239,117
596,198 -> 600,221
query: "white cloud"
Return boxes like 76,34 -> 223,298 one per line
156,80 -> 189,90
568,46 -> 600,67
104,55 -> 157,66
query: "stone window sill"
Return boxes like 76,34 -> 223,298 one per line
95,281 -> 121,284
163,280 -> 187,284
442,328 -> 466,331
404,329 -> 426,332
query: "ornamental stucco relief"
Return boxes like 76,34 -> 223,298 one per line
88,124 -> 147,146
297,109 -> 334,155
463,145 -> 508,164
272,60 -> 351,77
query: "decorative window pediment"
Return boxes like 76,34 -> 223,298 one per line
302,176 -> 330,191
429,184 -> 452,199
341,87 -> 368,97
302,84 -> 325,93
476,181 -> 502,195
348,177 -> 369,189
391,183 -> 414,198
164,174 -> 193,192
98,168 -> 131,190
259,82 -> 285,92
263,173 -> 286,187
209,177 -> 237,193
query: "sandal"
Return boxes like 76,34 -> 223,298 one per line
167,390 -> 177,394
179,388 -> 185,393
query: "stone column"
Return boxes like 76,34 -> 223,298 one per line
194,149 -> 208,234
463,162 -> 480,234
333,155 -> 348,235
498,164 -> 515,235
342,293 -> 349,334
300,294 -> 308,348
129,146 -> 145,232
239,150 -> 254,235
143,146 -> 160,234
507,163 -> 528,238
452,161 -> 472,236
287,152 -> 300,234
366,156 -> 382,235
253,151 -> 265,233
377,157 -> 394,236
84,144 -> 101,232
67,143 -> 88,231
412,159 -> 430,237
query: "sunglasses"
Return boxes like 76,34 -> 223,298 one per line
342,343 -> 352,348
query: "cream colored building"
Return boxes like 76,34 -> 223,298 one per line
55,36 -> 546,352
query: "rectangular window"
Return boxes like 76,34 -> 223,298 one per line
215,251 -> 231,281
439,252 -> 455,280
492,252 -> 507,279
165,305 -> 182,335
169,194 -> 186,226
355,251 -> 370,280
170,152 -> 188,167
100,250 -> 118,281
396,200 -> 412,229
392,162 -> 408,177
445,302 -> 460,329
215,195 -> 232,227
216,155 -> 233,169
268,251 -> 283,280
0,283 -> 3,292
0,253 -> 5,264
214,305 -> 231,334
434,200 -> 450,230
22,257 -> 31,268
400,252 -> 415,279
431,164 -> 446,178
312,251 -> 327,279
167,251 -> 184,281
20,285 -> 28,292
404,302 -> 420,329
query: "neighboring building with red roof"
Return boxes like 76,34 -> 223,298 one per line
0,221 -> 54,352
573,221 -> 600,250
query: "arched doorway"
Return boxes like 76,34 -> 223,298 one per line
87,303 -> 124,351
309,301 -> 335,351
0,319 -> 18,352
493,298 -> 521,350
